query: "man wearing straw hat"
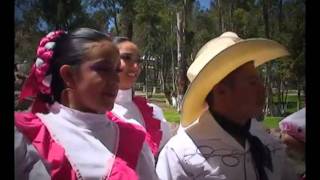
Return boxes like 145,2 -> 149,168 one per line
156,32 -> 298,180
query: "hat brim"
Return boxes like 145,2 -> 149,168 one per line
181,39 -> 289,127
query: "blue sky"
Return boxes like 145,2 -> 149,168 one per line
198,0 -> 211,10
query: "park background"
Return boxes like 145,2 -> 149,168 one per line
14,0 -> 305,133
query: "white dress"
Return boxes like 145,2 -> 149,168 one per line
111,89 -> 171,150
15,102 -> 159,180
156,110 -> 298,180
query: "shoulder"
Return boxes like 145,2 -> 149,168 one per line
250,119 -> 288,170
147,103 -> 164,114
250,119 -> 284,147
112,103 -> 128,113
15,126 -> 30,157
14,112 -> 45,136
14,112 -> 49,162
115,119 -> 147,143
15,112 -> 58,141
116,119 -> 145,133
15,111 -> 38,121
133,95 -> 161,112
147,103 -> 167,121
161,130 -> 195,156
133,95 -> 163,112
15,126 -> 50,179
132,95 -> 148,104
133,95 -> 167,121
15,127 -> 42,163
157,131 -> 214,178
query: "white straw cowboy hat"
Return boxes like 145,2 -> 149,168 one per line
181,32 -> 290,127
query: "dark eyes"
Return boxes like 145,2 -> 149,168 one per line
120,54 -> 131,60
91,65 -> 122,73
120,54 -> 141,64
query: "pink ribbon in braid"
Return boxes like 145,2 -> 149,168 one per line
19,30 -> 66,113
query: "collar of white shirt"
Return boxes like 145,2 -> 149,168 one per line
186,110 -> 253,152
115,89 -> 133,104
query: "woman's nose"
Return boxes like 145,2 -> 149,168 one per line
131,61 -> 140,69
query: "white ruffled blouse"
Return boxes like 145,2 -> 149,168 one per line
15,102 -> 158,180
112,89 -> 171,150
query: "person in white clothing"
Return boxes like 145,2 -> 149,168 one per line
15,28 -> 158,180
110,37 -> 171,159
279,108 -> 305,179
156,32 -> 298,180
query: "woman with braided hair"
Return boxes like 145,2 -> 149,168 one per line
14,28 -> 158,180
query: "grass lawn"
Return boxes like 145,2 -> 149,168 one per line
147,92 -> 297,129
273,94 -> 305,114
263,116 -> 282,129
163,108 -> 283,129
163,110 -> 180,123
162,105 -> 283,129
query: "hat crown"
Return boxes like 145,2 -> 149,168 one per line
187,32 -> 242,82
220,31 -> 239,38
181,32 -> 289,127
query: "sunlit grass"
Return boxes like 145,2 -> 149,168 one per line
147,93 -> 301,128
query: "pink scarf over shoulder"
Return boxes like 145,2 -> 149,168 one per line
15,112 -> 145,180
108,96 -> 163,156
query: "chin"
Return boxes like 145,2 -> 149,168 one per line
95,104 -> 114,114
119,83 -> 133,90
105,103 -> 115,111
253,112 -> 264,119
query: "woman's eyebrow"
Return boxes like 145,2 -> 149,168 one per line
120,52 -> 140,56
91,58 -> 114,66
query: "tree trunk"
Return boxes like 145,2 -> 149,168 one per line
102,1 -> 119,35
127,21 -> 133,40
160,55 -> 172,105
264,69 -> 274,116
160,58 -> 165,93
262,0 -> 274,116
230,0 -> 234,31
114,15 -> 120,35
278,0 -> 283,32
217,0 -> 225,33
154,60 -> 159,92
176,10 -> 188,112
171,21 -> 176,93
263,0 -> 270,38
144,53 -> 149,98
297,84 -> 301,111
276,78 -> 282,116
171,46 -> 176,92
121,3 -> 134,40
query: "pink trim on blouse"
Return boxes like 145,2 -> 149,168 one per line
15,112 -> 77,180
15,112 -> 146,180
132,96 -> 163,155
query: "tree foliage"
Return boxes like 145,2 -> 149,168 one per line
15,0 -> 305,115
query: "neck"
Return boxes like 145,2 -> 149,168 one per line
60,89 -> 70,107
62,89 -> 101,114
209,106 -> 249,126
115,88 -> 134,104
209,108 -> 251,147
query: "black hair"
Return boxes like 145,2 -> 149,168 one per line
112,36 -> 130,45
112,36 -> 142,64
44,28 -> 112,104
